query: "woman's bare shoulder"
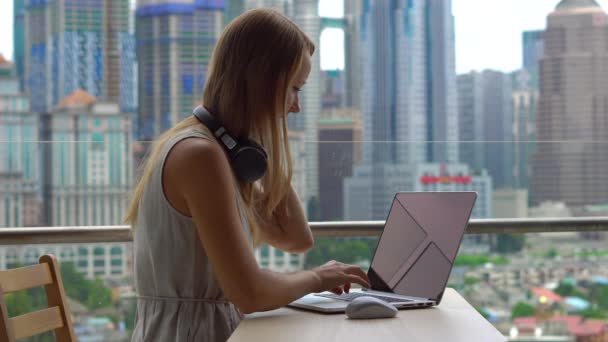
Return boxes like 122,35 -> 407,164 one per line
162,135 -> 231,216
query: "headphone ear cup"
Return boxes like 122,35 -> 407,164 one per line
231,143 -> 268,182
246,139 -> 268,159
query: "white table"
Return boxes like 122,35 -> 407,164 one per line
228,288 -> 507,342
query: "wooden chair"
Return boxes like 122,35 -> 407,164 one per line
0,254 -> 76,342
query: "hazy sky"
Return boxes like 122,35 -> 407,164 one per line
1,0 -> 608,74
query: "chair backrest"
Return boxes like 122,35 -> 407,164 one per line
0,254 -> 76,342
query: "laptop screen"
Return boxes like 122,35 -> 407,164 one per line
367,192 -> 477,302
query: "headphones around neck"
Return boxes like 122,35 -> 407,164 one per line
192,105 -> 268,182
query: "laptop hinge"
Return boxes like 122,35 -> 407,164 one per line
368,267 -> 393,293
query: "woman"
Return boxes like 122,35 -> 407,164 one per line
126,8 -> 370,342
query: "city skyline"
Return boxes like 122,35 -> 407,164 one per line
3,0 -> 608,74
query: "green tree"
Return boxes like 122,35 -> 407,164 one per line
589,284 -> 608,310
545,248 -> 558,259
455,255 -> 509,267
87,278 -> 113,310
494,234 -> 526,254
60,262 -> 113,310
554,282 -> 575,297
554,281 -> 588,300
511,302 -> 535,319
60,262 -> 89,301
579,307 -> 607,319
305,238 -> 374,268
464,276 -> 479,287
5,291 -> 34,317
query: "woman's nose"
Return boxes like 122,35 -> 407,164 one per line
290,100 -> 300,113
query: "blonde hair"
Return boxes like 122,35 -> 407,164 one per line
125,8 -> 315,247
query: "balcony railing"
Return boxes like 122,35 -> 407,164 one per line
1,216 -> 608,245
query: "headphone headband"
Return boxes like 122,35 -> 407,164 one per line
193,106 -> 221,136
192,106 -> 268,182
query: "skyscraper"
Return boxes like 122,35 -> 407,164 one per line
522,30 -> 545,88
532,0 -> 608,206
344,0 -> 363,109
457,71 -> 484,173
345,0 -> 465,219
320,69 -> 347,109
287,0 -> 322,209
513,30 -> 544,191
13,0 -> 26,91
136,0 -> 225,140
512,70 -> 538,190
426,0 -> 459,164
318,108 -> 362,221
0,55 -> 40,227
457,70 -> 514,190
24,0 -> 135,114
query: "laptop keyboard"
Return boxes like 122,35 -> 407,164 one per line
315,292 -> 412,303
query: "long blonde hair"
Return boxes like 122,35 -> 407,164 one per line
125,8 -> 315,246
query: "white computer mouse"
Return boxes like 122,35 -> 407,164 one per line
345,296 -> 398,319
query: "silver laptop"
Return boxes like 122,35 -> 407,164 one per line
288,191 -> 477,313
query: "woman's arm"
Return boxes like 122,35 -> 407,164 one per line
256,185 -> 314,254
165,138 -> 369,313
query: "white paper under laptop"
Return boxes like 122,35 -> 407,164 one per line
288,191 -> 477,313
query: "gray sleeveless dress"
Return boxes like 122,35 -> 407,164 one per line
131,127 -> 252,342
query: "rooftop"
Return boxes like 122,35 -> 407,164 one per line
0,54 -> 9,65
56,89 -> 97,110
556,0 -> 601,9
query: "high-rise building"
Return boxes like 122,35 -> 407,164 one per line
24,0 -> 135,114
13,0 -> 26,91
41,90 -> 132,227
318,108 -> 362,221
359,0 -> 426,166
344,0 -> 363,109
136,0 -> 225,139
513,30 -> 544,192
512,70 -> 538,190
319,16 -> 347,109
320,69 -> 346,109
457,71 -> 484,173
522,30 -> 545,88
457,70 -> 514,189
365,0 -> 427,219
0,55 -> 40,228
36,90 -> 132,278
532,0 -> 608,206
289,131 -> 308,210
287,0 -> 322,212
426,0 -> 459,164
345,0 -> 464,219
1,243 -> 131,279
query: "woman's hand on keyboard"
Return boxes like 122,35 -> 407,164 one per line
310,260 -> 370,295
